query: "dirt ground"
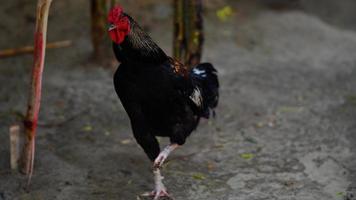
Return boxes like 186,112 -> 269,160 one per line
1,0 -> 356,200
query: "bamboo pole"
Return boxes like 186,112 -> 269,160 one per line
173,0 -> 204,67
0,40 -> 71,58
21,0 -> 53,186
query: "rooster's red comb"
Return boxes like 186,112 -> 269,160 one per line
108,5 -> 124,23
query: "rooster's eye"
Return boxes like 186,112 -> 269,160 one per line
108,24 -> 116,31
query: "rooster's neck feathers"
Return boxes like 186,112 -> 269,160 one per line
114,14 -> 168,64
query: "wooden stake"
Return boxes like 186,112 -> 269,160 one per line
21,0 -> 53,187
187,0 -> 204,67
0,40 -> 71,58
173,0 -> 204,67
10,125 -> 21,170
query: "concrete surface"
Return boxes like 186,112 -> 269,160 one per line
0,0 -> 355,200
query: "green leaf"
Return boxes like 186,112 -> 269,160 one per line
192,173 -> 206,180
336,192 -> 344,197
240,153 -> 254,160
216,6 -> 233,22
245,137 -> 258,144
345,95 -> 356,105
255,122 -> 264,128
82,125 -> 93,132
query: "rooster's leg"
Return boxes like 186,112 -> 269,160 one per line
153,143 -> 179,169
141,168 -> 171,199
142,144 -> 178,199
152,168 -> 170,199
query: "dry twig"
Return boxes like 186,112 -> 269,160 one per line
0,40 -> 71,58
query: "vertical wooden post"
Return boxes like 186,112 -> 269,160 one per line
21,0 -> 53,186
187,0 -> 203,67
173,0 -> 185,62
90,0 -> 111,60
173,0 -> 204,67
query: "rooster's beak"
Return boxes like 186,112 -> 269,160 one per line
108,24 -> 117,31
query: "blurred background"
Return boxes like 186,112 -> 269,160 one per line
0,0 -> 356,200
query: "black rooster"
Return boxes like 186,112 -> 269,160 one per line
108,6 -> 219,199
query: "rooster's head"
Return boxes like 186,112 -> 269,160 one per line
108,5 -> 131,44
